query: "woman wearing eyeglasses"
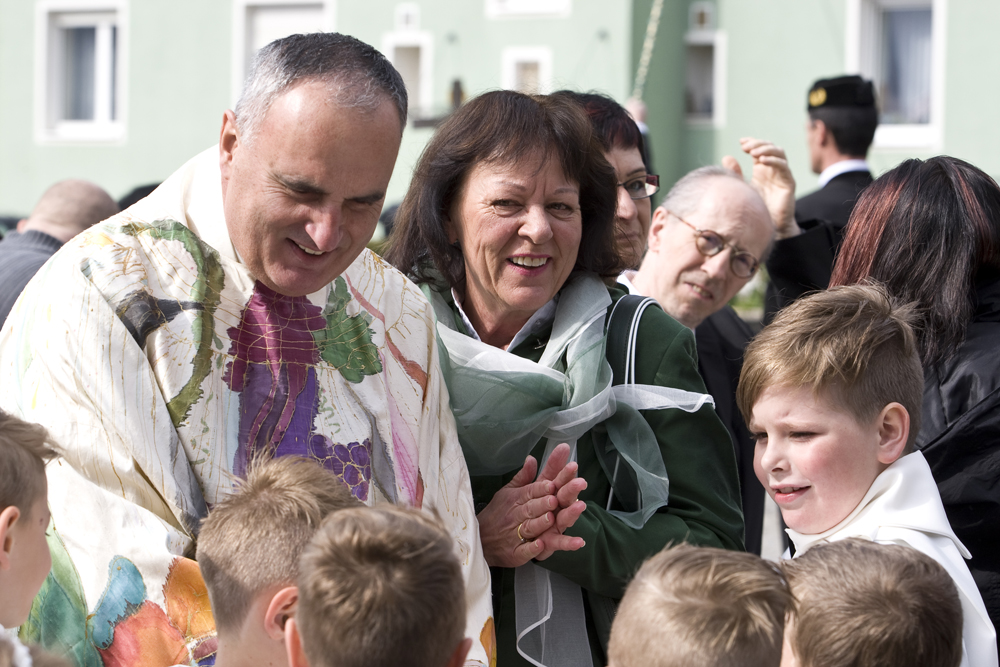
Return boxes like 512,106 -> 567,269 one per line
384,90 -> 744,667
552,91 -> 660,269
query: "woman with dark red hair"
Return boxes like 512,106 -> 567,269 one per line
831,156 -> 1000,645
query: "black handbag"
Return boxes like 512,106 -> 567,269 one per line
588,293 -> 662,657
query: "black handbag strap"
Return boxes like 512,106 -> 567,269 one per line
606,294 -> 661,386
602,294 -> 661,514
590,293 -> 662,659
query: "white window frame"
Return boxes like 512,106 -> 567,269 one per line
34,0 -> 128,144
501,46 -> 553,95
485,0 -> 571,20
382,7 -> 433,118
845,0 -> 947,149
683,28 -> 727,129
230,0 -> 336,106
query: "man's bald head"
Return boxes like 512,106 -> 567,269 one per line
634,168 -> 774,328
23,180 -> 118,243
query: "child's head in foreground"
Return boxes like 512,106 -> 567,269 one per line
0,411 -> 57,628
286,505 -> 471,667
737,284 -> 923,535
607,543 -> 793,667
780,538 -> 962,667
196,456 -> 359,659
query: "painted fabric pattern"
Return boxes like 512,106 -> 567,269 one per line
0,147 -> 493,667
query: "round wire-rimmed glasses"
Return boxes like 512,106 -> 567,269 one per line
667,210 -> 761,278
617,174 -> 660,200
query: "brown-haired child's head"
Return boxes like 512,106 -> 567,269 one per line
195,456 -> 359,637
781,538 -> 963,667
287,505 -> 470,667
0,411 -> 58,628
607,543 -> 792,667
738,284 -> 923,534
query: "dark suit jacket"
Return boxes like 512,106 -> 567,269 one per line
696,306 -> 763,554
0,230 -> 63,326
764,170 -> 874,321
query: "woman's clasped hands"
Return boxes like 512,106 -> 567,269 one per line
477,443 -> 588,568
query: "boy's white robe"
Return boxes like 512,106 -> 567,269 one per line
787,451 -> 997,667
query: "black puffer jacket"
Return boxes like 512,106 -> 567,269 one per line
918,278 -> 1000,645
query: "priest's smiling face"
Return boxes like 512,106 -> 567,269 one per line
219,79 -> 401,297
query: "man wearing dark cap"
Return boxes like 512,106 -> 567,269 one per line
763,75 -> 878,319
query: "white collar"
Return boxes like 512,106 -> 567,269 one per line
450,288 -> 559,352
817,159 -> 870,188
617,271 -> 639,294
123,145 -> 240,265
787,451 -> 970,557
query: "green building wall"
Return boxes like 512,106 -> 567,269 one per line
3,0 -> 1000,217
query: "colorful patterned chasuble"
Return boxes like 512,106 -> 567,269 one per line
0,147 -> 494,667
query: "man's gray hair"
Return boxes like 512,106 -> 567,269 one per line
662,165 -> 745,219
234,32 -> 408,143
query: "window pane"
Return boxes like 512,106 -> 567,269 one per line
246,5 -> 324,76
515,61 -> 541,94
685,44 -> 714,118
394,46 -> 421,109
880,8 -> 931,124
63,26 -> 96,120
110,25 -> 117,121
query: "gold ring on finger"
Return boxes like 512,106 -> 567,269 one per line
517,522 -> 528,544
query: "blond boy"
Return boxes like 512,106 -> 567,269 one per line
0,411 -> 56,631
738,284 -> 997,667
285,506 -> 472,667
607,543 -> 792,667
781,538 -> 963,667
195,456 -> 359,667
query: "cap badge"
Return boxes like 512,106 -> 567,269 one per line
809,88 -> 827,107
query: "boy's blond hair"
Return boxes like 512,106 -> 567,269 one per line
782,538 -> 962,667
0,411 -> 58,514
195,456 -> 359,633
737,283 -> 923,450
608,543 -> 792,667
296,505 -> 466,667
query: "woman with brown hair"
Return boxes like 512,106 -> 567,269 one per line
831,155 -> 1000,646
384,90 -> 743,667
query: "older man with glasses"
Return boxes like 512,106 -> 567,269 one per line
619,148 -> 794,554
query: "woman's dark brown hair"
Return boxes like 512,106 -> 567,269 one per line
383,90 -> 621,290
830,156 -> 1000,367
550,90 -> 646,164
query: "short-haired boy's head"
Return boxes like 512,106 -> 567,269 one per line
782,538 -> 962,667
737,283 -> 923,451
195,456 -> 359,634
294,506 -> 467,667
0,411 -> 58,513
608,543 -> 792,667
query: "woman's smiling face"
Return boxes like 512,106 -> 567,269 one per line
448,155 -> 582,346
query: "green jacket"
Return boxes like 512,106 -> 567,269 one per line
465,285 -> 745,667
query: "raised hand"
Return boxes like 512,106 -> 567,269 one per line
737,137 -> 799,239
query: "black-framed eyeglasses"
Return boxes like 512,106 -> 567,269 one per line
668,211 -> 760,278
617,174 -> 660,200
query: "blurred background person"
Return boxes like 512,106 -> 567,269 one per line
0,179 -> 118,326
765,75 -> 878,319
